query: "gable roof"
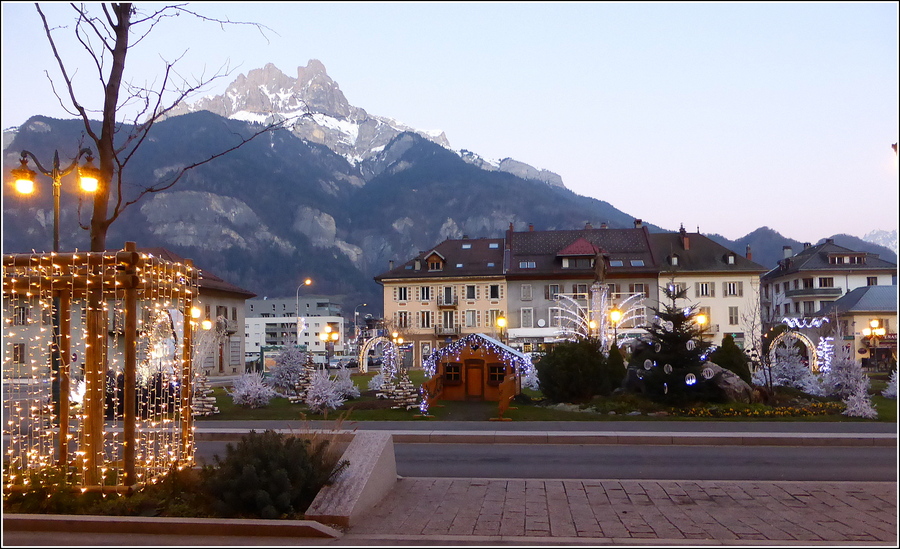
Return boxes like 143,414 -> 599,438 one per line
374,237 -> 505,281
762,239 -> 897,280
649,232 -> 767,274
506,227 -> 658,277
816,285 -> 898,316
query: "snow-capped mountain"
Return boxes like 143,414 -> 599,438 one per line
862,229 -> 898,254
167,59 -> 565,187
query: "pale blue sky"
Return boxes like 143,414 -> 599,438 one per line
3,2 -> 897,243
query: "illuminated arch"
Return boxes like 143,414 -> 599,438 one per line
768,330 -> 822,372
356,336 -> 399,374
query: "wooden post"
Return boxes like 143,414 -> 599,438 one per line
122,242 -> 138,487
180,259 -> 195,462
57,291 -> 71,467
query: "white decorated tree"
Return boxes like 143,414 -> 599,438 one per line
821,344 -> 869,400
229,372 -> 277,409
267,346 -> 308,395
882,369 -> 897,399
843,381 -> 878,419
752,344 -> 823,396
305,370 -> 346,414
334,366 -> 361,399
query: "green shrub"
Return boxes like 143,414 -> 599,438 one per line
709,334 -> 752,384
201,430 -> 348,519
536,338 -> 622,403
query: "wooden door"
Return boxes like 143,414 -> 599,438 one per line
465,359 -> 484,400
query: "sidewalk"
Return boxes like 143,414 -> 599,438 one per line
4,422 -> 897,546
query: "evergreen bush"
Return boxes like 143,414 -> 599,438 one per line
536,338 -> 619,403
202,430 -> 348,519
709,334 -> 752,384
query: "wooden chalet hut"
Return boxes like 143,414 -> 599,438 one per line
426,333 -> 530,401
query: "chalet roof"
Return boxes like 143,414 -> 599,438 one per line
816,285 -> 898,316
433,333 -> 530,365
762,239 -> 897,281
506,227 -> 658,277
557,237 -> 600,257
137,247 -> 257,298
374,237 -> 505,281
649,232 -> 767,274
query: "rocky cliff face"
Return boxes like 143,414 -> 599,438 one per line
167,59 -> 563,187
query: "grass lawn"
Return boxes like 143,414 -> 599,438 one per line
198,369 -> 899,423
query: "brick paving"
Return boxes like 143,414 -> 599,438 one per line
346,478 -> 898,545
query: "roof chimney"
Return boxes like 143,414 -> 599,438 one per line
803,242 -> 811,249
529,223 -> 534,232
389,260 -> 394,270
783,246 -> 793,259
509,222 -> 514,232
600,222 -> 608,229
634,219 -> 643,228
414,259 -> 421,271
679,224 -> 689,250
585,222 -> 593,230
746,245 -> 752,261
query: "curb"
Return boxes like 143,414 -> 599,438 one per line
1,514 -> 343,539
193,428 -> 898,447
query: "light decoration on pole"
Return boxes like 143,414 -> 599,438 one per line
2,243 -> 197,494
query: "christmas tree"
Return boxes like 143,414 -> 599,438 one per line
628,283 -> 720,403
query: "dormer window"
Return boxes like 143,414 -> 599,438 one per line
727,254 -> 735,265
429,260 -> 443,271
670,255 -> 679,266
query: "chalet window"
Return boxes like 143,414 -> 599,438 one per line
489,285 -> 501,299
521,308 -> 534,328
487,364 -> 506,385
397,311 -> 410,329
14,306 -> 29,326
724,281 -> 743,297
444,363 -> 462,383
429,260 -> 442,271
12,343 -> 26,365
521,284 -> 533,301
818,277 -> 834,288
420,310 -> 432,329
465,310 -> 477,327
545,284 -> 560,300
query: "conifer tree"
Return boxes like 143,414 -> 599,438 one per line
628,284 -> 720,403
709,334 -> 752,384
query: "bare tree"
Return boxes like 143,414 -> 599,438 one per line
741,282 -> 787,392
35,3 -> 301,251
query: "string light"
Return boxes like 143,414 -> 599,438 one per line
3,245 -> 198,493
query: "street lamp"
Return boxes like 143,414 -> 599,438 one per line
862,319 -> 887,369
353,303 -> 367,353
319,324 -> 340,368
609,308 -> 622,343
295,278 -> 313,346
496,315 -> 507,345
11,148 -> 101,252
696,313 -> 708,344
11,148 -> 100,413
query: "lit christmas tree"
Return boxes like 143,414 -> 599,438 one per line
882,369 -> 897,399
304,370 -> 346,414
627,283 -> 719,403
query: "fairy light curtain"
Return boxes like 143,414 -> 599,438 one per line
3,243 -> 198,493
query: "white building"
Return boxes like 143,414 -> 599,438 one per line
244,314 -> 347,367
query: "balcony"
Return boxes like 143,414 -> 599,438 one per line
434,326 -> 460,336
437,297 -> 458,309
784,287 -> 842,299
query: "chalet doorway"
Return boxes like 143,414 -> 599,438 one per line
465,359 -> 484,400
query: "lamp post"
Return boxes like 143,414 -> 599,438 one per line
609,308 -> 622,344
319,324 -> 340,369
496,315 -> 507,345
353,303 -> 367,355
11,148 -> 100,414
12,148 -> 100,252
862,319 -> 887,370
696,313 -> 708,345
295,278 -> 312,346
